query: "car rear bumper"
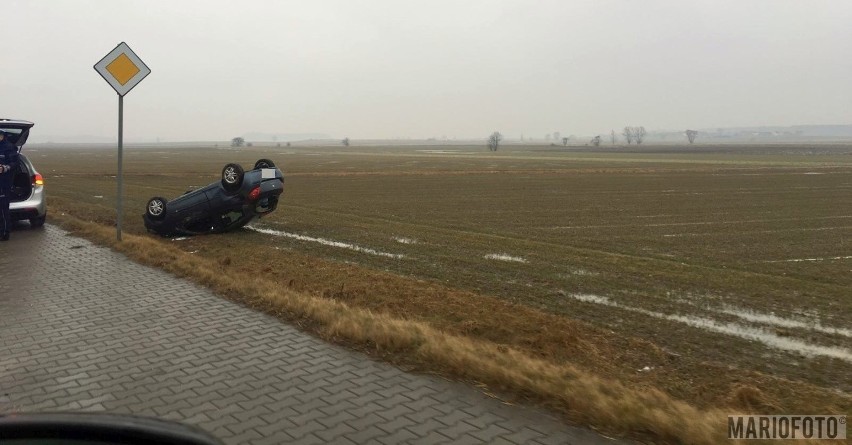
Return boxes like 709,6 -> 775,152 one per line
10,186 -> 46,220
253,180 -> 283,214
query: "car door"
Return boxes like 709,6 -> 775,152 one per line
169,187 -> 212,227
0,119 -> 35,151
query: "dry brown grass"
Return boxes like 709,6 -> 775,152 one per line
49,211 -> 738,444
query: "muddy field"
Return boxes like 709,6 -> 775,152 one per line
28,142 -> 851,414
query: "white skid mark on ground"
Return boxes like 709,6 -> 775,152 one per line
393,237 -> 417,244
484,253 -> 528,263
764,255 -> 852,263
171,237 -> 189,241
565,294 -> 852,362
247,226 -> 405,259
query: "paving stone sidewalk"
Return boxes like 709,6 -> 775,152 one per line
0,225 -> 621,444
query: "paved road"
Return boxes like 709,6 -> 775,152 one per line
0,225 -> 620,444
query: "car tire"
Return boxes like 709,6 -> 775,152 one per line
221,163 -> 244,191
146,197 -> 168,220
30,215 -> 46,228
254,159 -> 275,169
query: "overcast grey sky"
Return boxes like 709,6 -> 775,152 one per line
4,1 -> 851,142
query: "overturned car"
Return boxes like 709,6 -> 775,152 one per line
143,159 -> 283,236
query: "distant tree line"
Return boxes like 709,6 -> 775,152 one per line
488,126 -> 660,148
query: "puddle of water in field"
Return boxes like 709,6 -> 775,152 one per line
763,255 -> 852,263
393,237 -> 417,244
561,268 -> 599,277
554,215 -> 852,230
484,253 -> 528,263
415,149 -> 475,154
565,293 -> 852,362
635,214 -> 677,218
716,306 -> 852,338
569,293 -> 611,304
664,226 -> 852,238
246,226 -> 405,259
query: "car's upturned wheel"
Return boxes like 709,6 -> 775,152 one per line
254,159 -> 275,169
30,215 -> 46,228
221,163 -> 244,191
146,197 -> 168,220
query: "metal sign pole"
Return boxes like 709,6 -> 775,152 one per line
94,42 -> 150,242
117,94 -> 124,241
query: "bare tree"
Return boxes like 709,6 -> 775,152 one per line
635,126 -> 647,145
686,129 -> 698,144
622,126 -> 647,145
342,137 -> 350,147
487,131 -> 502,151
610,130 -> 616,145
591,135 -> 601,147
231,137 -> 245,148
562,137 -> 568,146
622,127 -> 634,145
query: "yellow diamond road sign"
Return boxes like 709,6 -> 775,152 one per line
106,53 -> 140,85
94,42 -> 150,96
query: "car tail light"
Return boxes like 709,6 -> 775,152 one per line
32,173 -> 44,186
248,186 -> 261,201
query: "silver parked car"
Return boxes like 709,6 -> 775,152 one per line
1,119 -> 46,227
